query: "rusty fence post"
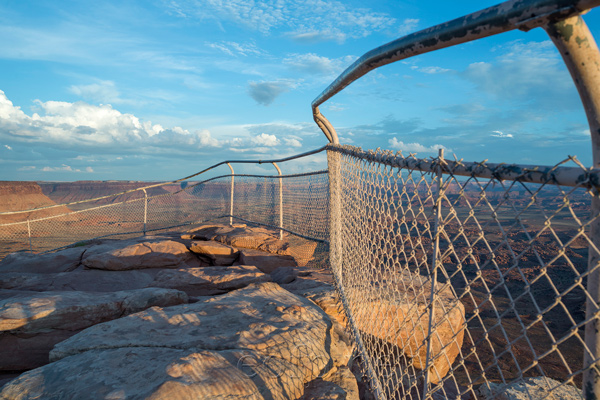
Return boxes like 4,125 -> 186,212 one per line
545,14 -> 600,398
227,163 -> 234,226
272,162 -> 283,240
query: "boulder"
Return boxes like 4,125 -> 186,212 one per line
44,283 -> 346,399
0,246 -> 90,274
149,265 -> 271,297
0,347 -> 269,400
189,240 -> 239,265
352,271 -> 465,384
477,377 -> 583,400
82,240 -> 200,271
183,224 -> 319,267
0,288 -> 187,370
238,249 -> 297,274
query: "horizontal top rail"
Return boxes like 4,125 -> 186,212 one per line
312,0 -> 600,143
0,146 -> 329,216
329,144 -> 600,189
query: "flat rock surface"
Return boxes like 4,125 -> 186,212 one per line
189,240 -> 239,265
82,240 -> 200,271
238,249 -> 297,274
0,288 -> 187,333
149,265 -> 271,296
0,246 -> 90,274
477,377 -> 583,400
3,282 -> 347,399
0,287 -> 187,371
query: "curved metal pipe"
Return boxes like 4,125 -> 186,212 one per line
311,0 -> 600,142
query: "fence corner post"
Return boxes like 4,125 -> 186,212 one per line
272,162 -> 283,240
545,14 -> 600,398
227,163 -> 235,226
142,188 -> 148,236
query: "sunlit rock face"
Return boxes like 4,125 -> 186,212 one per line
0,224 -> 359,399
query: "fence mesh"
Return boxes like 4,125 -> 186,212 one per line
327,145 -> 599,399
2,144 -> 600,399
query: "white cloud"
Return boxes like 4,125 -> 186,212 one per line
17,166 -> 36,171
388,137 -> 451,154
398,18 -> 419,36
4,144 -> 12,150
418,66 -> 451,74
464,40 -> 574,109
247,80 -> 296,106
206,41 -> 265,57
42,164 -> 74,172
69,80 -> 121,104
284,137 -> 302,148
252,133 -> 280,147
491,130 -> 513,138
283,53 -> 356,76
165,0 -> 396,42
86,166 -> 94,172
0,90 -> 222,152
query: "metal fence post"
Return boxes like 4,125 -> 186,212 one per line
272,162 -> 283,240
545,15 -> 600,398
27,219 -> 32,253
227,163 -> 235,226
142,188 -> 148,235
423,148 -> 444,398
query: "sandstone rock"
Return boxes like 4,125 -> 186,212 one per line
189,240 -> 239,265
184,224 -> 320,267
82,240 -> 200,270
271,266 -> 299,284
238,249 -> 297,274
0,347 -> 267,400
0,246 -> 89,274
49,283 -> 346,398
477,377 -> 583,400
0,288 -> 187,370
0,269 -> 155,292
301,367 -> 360,400
149,265 -> 271,296
353,271 -> 465,384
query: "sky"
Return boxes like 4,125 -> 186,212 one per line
1,0 -> 600,181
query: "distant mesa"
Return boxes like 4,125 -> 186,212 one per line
0,181 -> 71,224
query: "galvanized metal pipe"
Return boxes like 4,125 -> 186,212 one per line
545,15 -> 600,398
142,188 -> 148,236
423,149 -> 444,397
311,0 -> 600,143
272,162 -> 283,240
227,163 -> 234,226
27,219 -> 32,253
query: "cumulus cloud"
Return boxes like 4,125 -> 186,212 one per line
4,144 -> 12,150
247,80 -> 295,106
283,53 -> 356,76
283,137 -> 302,148
0,90 -> 223,153
252,133 -> 280,147
165,0 -> 396,42
491,130 -> 513,138
416,66 -> 451,74
388,137 -> 451,154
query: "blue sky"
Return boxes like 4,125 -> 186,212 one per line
1,0 -> 599,181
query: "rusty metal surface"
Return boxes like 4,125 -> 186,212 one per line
311,0 -> 600,143
545,15 -> 600,399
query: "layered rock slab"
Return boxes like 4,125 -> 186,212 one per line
2,282 -> 351,399
0,288 -> 187,370
82,240 -> 201,271
149,265 -> 271,297
352,270 -> 465,384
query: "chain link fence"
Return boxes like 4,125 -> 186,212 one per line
1,142 -> 600,398
327,144 -> 599,399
